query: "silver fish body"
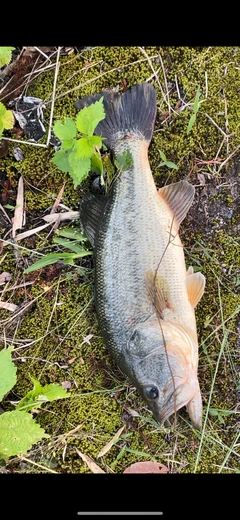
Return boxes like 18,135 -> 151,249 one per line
75,83 -> 205,429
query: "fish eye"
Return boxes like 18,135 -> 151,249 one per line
144,386 -> 159,400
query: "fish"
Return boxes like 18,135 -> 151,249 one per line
74,82 -> 206,429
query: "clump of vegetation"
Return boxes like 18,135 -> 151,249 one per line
0,47 -> 15,139
0,346 -> 69,461
52,97 -> 106,188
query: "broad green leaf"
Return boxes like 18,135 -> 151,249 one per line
68,152 -> 91,188
53,118 -> 77,141
52,149 -> 71,173
76,97 -> 105,136
187,113 -> 196,135
0,346 -> 17,401
0,47 -> 15,68
73,137 -> 94,158
1,109 -> 14,129
0,410 -> 49,456
0,102 -> 6,118
164,161 -> 178,170
88,135 -> 103,148
91,152 -> 103,174
193,86 -> 201,113
16,377 -> 69,412
159,150 -> 167,162
62,139 -> 75,150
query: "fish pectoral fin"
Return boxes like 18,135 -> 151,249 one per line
145,270 -> 172,318
186,269 -> 206,308
79,192 -> 108,247
157,180 -> 195,232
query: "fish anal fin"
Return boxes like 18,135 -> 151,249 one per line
186,268 -> 206,308
145,270 -> 173,319
79,192 -> 108,247
157,180 -> 195,232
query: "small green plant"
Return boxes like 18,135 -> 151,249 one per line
0,47 -> 15,139
187,85 -> 201,134
0,102 -> 15,139
0,46 -> 15,68
23,227 -> 92,274
52,98 -> 106,188
0,346 -> 69,460
157,150 -> 178,170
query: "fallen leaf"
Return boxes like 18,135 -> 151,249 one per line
61,381 -> 72,390
0,272 -> 11,285
75,448 -> 106,473
42,211 -> 79,223
15,222 -> 52,241
50,184 -> 65,214
0,301 -> 18,312
123,461 -> 169,474
12,176 -> 25,238
97,426 -> 125,458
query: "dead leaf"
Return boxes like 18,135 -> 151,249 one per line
0,272 -> 11,285
12,176 -> 25,238
97,426 -> 125,458
75,448 -> 106,473
15,222 -> 52,241
61,381 -> 72,390
42,211 -> 79,223
123,461 -> 169,474
50,184 -> 65,214
0,301 -> 18,312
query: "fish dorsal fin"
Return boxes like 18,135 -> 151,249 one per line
145,270 -> 173,319
79,192 -> 108,247
157,180 -> 195,231
186,267 -> 206,308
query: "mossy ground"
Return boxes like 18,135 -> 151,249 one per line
0,47 -> 239,474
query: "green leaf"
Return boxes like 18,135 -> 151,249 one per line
91,152 -> 103,174
52,149 -> 71,173
88,135 -> 103,148
23,253 -> 74,273
0,410 -> 49,457
62,139 -> 75,150
187,113 -> 196,134
0,346 -> 17,401
193,86 -> 201,113
68,153 -> 91,188
53,237 -> 87,254
53,118 -> 77,141
0,102 -> 6,118
16,377 -> 69,412
56,228 -> 87,241
159,150 -> 167,162
0,47 -> 15,68
1,109 -> 14,130
76,97 -> 105,136
164,161 -> 178,170
73,137 -> 94,158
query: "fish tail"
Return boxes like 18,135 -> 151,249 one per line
74,82 -> 157,151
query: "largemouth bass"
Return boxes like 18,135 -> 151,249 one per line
75,82 -> 206,429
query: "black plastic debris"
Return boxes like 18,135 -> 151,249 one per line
9,95 -> 46,142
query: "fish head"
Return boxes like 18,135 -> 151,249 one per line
124,319 -> 202,429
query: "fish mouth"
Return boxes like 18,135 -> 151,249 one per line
151,376 -> 202,429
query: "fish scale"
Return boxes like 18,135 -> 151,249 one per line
76,82 -> 206,429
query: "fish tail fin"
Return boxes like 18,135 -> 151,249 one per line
74,82 -> 157,150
